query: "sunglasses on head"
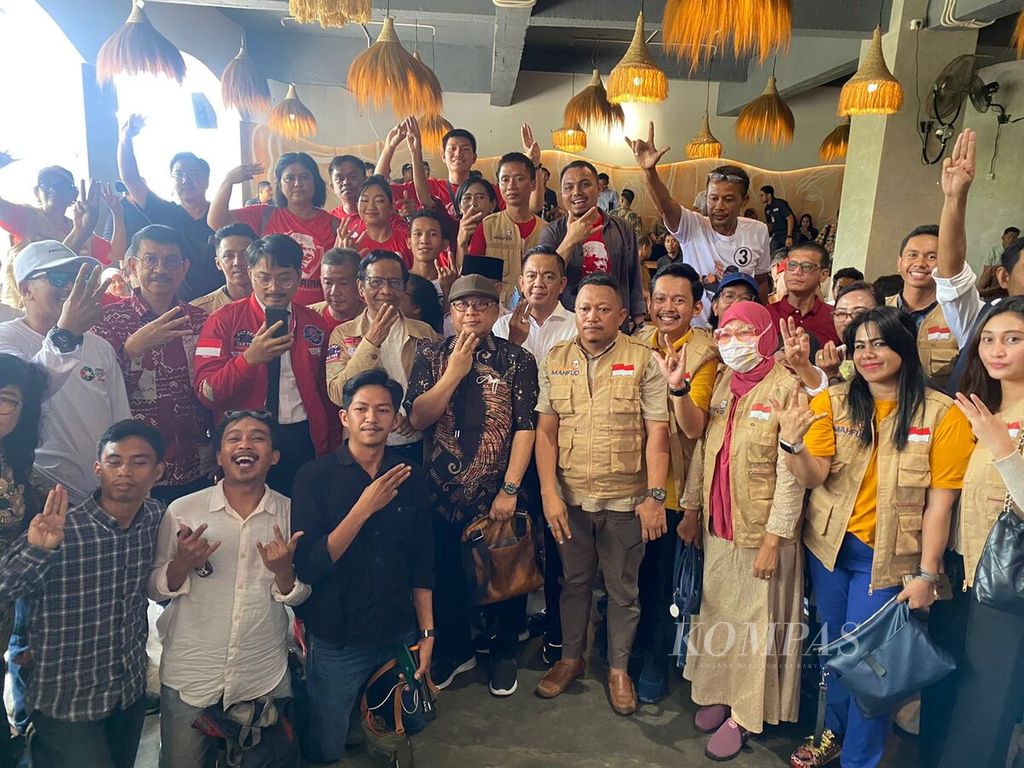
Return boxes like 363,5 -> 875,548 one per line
707,172 -> 746,186
224,410 -> 273,421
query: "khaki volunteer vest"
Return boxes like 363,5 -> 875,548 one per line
481,210 -> 546,307
545,333 -> 653,499
803,383 -> 956,590
886,296 -> 959,388
701,363 -> 798,548
640,327 -> 718,505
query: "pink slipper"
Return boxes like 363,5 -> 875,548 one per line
705,718 -> 749,762
694,704 -> 730,733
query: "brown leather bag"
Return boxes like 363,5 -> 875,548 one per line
461,511 -> 544,605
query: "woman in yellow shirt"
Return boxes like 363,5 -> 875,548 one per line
774,306 -> 972,768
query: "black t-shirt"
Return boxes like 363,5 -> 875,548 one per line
764,198 -> 794,238
140,194 -> 219,301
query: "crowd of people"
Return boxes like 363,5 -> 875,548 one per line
0,114 -> 1019,768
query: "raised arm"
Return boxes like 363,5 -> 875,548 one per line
521,124 -> 546,215
208,163 -> 264,231
404,118 -> 435,211
625,122 -> 682,233
938,129 -> 975,279
118,114 -> 152,208
375,122 -> 407,181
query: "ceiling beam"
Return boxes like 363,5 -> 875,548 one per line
491,5 -> 533,106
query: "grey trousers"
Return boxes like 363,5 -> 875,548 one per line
557,505 -> 645,668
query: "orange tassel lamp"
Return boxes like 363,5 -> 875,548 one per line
552,122 -> 588,153
220,33 -> 271,117
269,83 -> 318,140
96,1 -> 186,86
607,11 -> 668,104
819,118 -> 850,162
419,114 -> 454,154
289,0 -> 371,27
663,0 -> 791,69
736,75 -> 794,148
1014,12 -> 1024,57
564,69 -> 625,135
687,113 -> 723,159
838,27 -> 903,116
347,16 -> 443,117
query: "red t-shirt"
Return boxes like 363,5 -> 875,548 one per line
467,217 -> 539,256
580,212 -> 610,278
356,219 -> 414,268
393,177 -> 505,219
233,204 -> 337,306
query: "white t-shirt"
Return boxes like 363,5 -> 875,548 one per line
493,303 -> 578,368
0,319 -> 132,503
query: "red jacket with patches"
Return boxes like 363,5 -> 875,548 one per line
193,295 -> 339,455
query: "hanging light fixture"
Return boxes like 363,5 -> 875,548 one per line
819,117 -> 850,162
663,0 -> 791,70
347,16 -> 443,118
564,69 -> 625,135
736,69 -> 794,148
419,113 -> 454,154
838,26 -> 903,116
686,54 -> 723,159
607,11 -> 668,104
1014,11 -> 1024,58
220,33 -> 271,117
96,1 -> 186,86
289,0 -> 371,27
552,121 -> 588,153
269,83 -> 318,140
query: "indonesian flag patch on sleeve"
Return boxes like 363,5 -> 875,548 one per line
750,403 -> 772,421
611,363 -> 635,378
1009,421 -> 1020,440
195,340 -> 222,358
908,427 -> 932,444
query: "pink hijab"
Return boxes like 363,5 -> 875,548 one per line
710,301 -> 779,540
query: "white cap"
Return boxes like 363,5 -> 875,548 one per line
14,240 -> 100,285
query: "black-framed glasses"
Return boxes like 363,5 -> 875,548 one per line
785,261 -> 822,274
0,395 -> 23,416
135,254 -> 185,271
707,171 -> 746,185
450,298 -> 498,312
362,277 -> 405,291
27,271 -> 76,289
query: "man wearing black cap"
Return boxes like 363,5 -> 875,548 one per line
406,274 -> 538,699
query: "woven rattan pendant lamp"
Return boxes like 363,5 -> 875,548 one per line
607,10 -> 668,104
736,64 -> 794,148
819,117 -> 850,162
686,55 -> 723,159
838,26 -> 903,116
221,33 -> 271,117
663,0 -> 791,70
552,122 -> 588,153
96,1 -> 187,86
564,69 -> 625,135
289,0 -> 371,27
1014,11 -> 1024,57
269,83 -> 318,140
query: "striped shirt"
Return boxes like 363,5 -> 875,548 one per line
0,495 -> 162,721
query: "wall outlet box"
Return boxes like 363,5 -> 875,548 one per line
987,172 -> 996,180
909,18 -> 925,30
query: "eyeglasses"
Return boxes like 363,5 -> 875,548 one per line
450,298 -> 498,312
0,395 -> 23,416
785,261 -> 821,274
707,172 -> 747,185
833,308 -> 872,322
27,271 -> 76,289
362,277 -> 405,291
136,254 -> 185,271
252,272 -> 297,289
171,171 -> 205,182
713,327 -> 760,344
224,410 -> 273,421
38,181 -> 76,196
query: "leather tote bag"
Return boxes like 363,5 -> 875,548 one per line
461,511 -> 544,606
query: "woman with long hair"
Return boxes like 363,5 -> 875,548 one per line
681,301 -> 806,761
796,214 -> 818,245
923,297 -> 1024,768
209,151 -> 339,306
354,175 -> 413,268
778,307 -> 972,768
0,354 -> 47,763
402,273 -> 444,335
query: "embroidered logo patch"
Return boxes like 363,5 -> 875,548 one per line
303,325 -> 324,346
550,360 -> 581,376
749,403 -> 772,421
926,326 -> 952,342
611,363 -> 635,378
79,366 -> 106,383
326,344 -> 342,362
908,427 -> 932,444
233,330 -> 254,348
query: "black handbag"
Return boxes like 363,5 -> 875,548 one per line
974,430 -> 1024,611
817,597 -> 955,720
670,540 -> 704,618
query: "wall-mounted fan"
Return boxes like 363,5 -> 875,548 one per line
921,54 -> 1008,164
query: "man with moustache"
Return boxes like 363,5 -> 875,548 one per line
149,411 -> 309,766
539,161 -> 645,327
766,242 -> 839,348
327,251 -> 439,465
93,225 -> 213,504
191,224 -> 256,314
118,115 -> 219,300
310,247 -> 363,332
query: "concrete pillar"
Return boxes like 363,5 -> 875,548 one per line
832,0 -> 977,278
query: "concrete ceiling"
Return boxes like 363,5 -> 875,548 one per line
137,0 -> 1024,107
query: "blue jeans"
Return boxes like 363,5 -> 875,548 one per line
807,534 -> 900,768
299,632 -> 414,764
29,696 -> 147,768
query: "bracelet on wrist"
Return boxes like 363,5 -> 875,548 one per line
916,568 -> 940,583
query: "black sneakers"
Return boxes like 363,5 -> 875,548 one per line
430,654 -> 478,690
488,657 -> 518,697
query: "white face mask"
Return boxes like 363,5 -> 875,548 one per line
719,338 -> 763,373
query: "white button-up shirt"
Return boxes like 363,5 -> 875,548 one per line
493,303 -> 578,368
148,482 -> 310,708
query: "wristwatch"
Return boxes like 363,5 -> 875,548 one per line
501,481 -> 520,496
647,487 -> 667,503
48,326 -> 83,354
669,378 -> 691,398
779,439 -> 805,455
420,628 -> 436,639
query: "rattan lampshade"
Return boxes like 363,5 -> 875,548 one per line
1014,11 -> 1024,58
96,1 -> 187,86
552,122 -> 587,153
663,0 -> 791,69
269,83 -> 318,140
347,16 -> 443,117
419,113 -> 454,154
736,75 -> 794,148
686,113 -> 723,159
220,33 -> 271,117
564,69 -> 625,135
819,118 -> 850,162
838,27 -> 903,116
607,11 -> 668,104
289,0 -> 371,27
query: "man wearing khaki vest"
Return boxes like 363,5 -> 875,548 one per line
534,274 -> 670,715
465,152 -> 546,308
326,251 -> 438,466
886,225 -> 959,390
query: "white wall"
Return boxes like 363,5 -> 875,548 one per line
271,71 -> 846,172
962,59 -> 1024,271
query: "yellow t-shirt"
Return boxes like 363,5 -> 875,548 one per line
804,393 -> 973,547
647,328 -> 717,510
